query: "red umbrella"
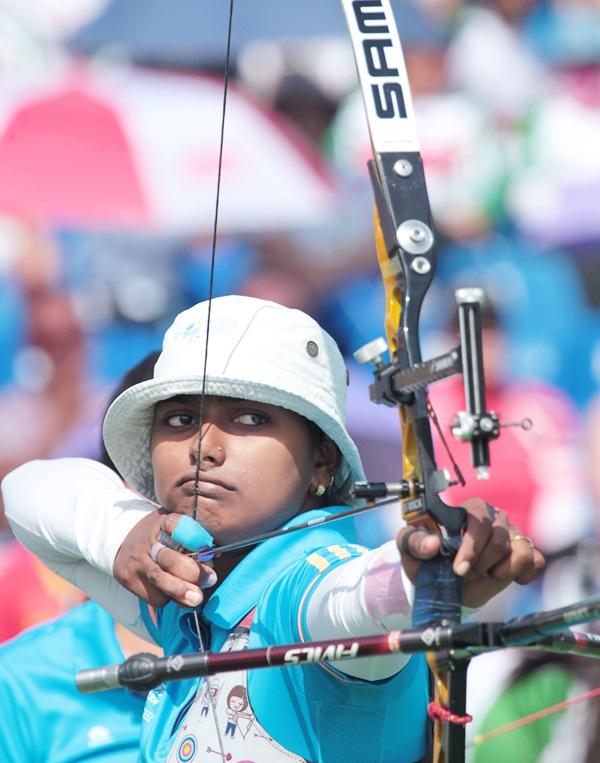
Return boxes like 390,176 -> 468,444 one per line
0,64 -> 338,233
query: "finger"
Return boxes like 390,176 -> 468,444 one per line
399,527 -> 441,560
160,513 -> 184,537
470,522 -> 512,576
114,561 -> 170,608
145,563 -> 205,608
115,571 -> 170,608
198,563 -> 218,589
452,498 -> 496,576
499,534 -> 545,585
152,545 -> 202,584
397,526 -> 441,582
486,534 -> 544,584
461,536 -> 546,607
515,547 -> 546,584
153,546 -> 218,589
454,500 -> 515,577
461,576 -> 507,608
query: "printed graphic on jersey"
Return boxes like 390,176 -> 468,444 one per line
177,734 -> 197,762
167,624 -> 306,762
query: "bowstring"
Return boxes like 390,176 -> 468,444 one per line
470,684 -> 600,749
193,0 -> 236,522
190,3 -> 235,760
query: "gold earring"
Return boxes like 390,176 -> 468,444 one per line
314,483 -> 326,497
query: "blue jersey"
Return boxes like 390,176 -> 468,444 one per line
0,601 -> 146,762
139,506 -> 429,763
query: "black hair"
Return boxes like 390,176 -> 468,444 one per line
98,350 -> 161,473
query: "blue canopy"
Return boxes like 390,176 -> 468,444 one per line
69,0 -> 450,68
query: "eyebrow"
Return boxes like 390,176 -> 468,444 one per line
156,395 -> 196,406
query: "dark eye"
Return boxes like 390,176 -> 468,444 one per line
164,412 -> 197,428
234,412 -> 268,426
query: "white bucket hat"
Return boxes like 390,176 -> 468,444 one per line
103,295 -> 365,504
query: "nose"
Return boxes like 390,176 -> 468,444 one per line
189,422 -> 226,466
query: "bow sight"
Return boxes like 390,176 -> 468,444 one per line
353,285 -> 501,498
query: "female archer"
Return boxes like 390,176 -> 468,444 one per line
2,295 -> 544,763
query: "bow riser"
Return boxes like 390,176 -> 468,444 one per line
342,1 -> 469,760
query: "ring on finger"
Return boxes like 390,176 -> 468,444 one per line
150,541 -> 167,563
510,534 -> 536,551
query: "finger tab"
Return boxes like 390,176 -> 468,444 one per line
170,516 -> 215,552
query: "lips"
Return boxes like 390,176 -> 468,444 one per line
177,474 -> 234,493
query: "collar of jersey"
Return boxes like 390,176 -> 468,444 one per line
191,504 -> 359,631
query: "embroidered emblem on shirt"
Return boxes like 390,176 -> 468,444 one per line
86,725 -> 113,747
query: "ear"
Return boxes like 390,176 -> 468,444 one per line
310,436 -> 341,497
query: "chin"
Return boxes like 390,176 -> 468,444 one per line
161,496 -> 196,517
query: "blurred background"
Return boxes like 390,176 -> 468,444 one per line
1,0 -> 600,757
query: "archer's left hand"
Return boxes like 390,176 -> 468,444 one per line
397,498 -> 546,608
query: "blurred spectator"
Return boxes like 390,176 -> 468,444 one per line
435,237 -> 597,408
525,0 -> 600,69
447,0 -> 549,125
242,261 -> 315,312
0,541 -> 85,642
0,227 -> 106,536
0,228 -> 98,636
0,348 -> 159,642
0,345 -> 162,760
271,72 -> 338,147
586,393 -> 600,514
506,5 -> 600,249
0,600 -> 160,762
461,296 -> 599,763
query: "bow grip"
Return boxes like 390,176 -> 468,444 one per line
411,531 -> 463,629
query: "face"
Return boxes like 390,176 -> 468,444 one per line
229,695 -> 245,712
151,395 -> 330,544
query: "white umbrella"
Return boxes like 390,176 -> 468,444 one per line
0,62 -> 338,234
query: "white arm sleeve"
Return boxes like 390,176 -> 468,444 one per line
2,458 -> 157,641
305,541 -> 414,681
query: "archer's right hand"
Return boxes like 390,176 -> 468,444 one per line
113,509 -> 216,608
